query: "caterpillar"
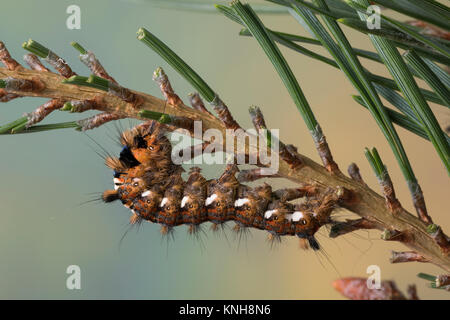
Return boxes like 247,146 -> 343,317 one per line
102,121 -> 343,250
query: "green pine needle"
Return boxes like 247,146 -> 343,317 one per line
229,0 -> 318,132
137,27 -> 216,102
71,41 -> 88,55
22,39 -> 50,58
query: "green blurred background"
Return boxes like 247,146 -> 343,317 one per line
0,0 -> 449,299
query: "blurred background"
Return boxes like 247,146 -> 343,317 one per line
0,0 -> 449,299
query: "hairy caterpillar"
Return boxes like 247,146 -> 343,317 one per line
102,121 -> 343,250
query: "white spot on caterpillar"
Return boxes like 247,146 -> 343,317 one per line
205,194 -> 218,206
292,211 -> 304,222
141,190 -> 151,197
160,197 -> 168,207
264,209 -> 277,219
285,214 -> 293,221
113,178 -> 123,185
234,198 -> 249,207
124,203 -> 131,209
181,196 -> 190,208
114,185 -> 119,190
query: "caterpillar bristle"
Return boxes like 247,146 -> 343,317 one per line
308,236 -> 320,251
102,189 -> 119,203
105,156 -> 127,172
160,225 -> 170,235
298,238 -> 310,250
129,212 -> 142,225
210,223 -> 220,232
187,224 -> 199,235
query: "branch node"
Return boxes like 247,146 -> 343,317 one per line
381,228 -> 405,241
78,48 -> 117,83
62,97 -> 103,113
210,95 -> 240,130
329,218 -> 376,238
0,41 -> 22,71
108,80 -> 144,108
153,67 -> 183,106
0,76 -> 45,93
76,112 -> 124,131
25,98 -> 65,127
436,274 -> 450,288
378,169 -> 403,214
273,184 -> 316,201
408,181 -> 432,224
188,92 -> 212,115
279,144 -> 304,169
348,162 -> 364,184
23,54 -> 49,72
0,89 -> 20,102
335,186 -> 358,206
311,124 -> 340,174
426,224 -> 450,254
237,168 -> 280,182
390,251 -> 429,264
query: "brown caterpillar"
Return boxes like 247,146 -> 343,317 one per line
102,122 -> 342,250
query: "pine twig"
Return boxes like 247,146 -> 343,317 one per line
23,54 -> 49,72
0,89 -> 19,102
329,218 -> 377,238
381,228 -> 407,242
1,38 -> 449,272
77,112 -> 125,131
365,148 -> 403,214
436,274 -> 450,288
237,168 -> 281,182
0,77 -> 45,93
188,92 -> 212,115
71,42 -> 117,83
25,98 -> 65,128
333,277 -> 410,300
0,41 -> 22,71
390,251 -> 429,264
153,67 -> 183,106
23,39 -> 75,78
347,163 -> 365,184
248,105 -> 303,169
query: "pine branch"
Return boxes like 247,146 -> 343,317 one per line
1,57 -> 449,271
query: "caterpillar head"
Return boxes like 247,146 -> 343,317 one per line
120,123 -> 172,165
